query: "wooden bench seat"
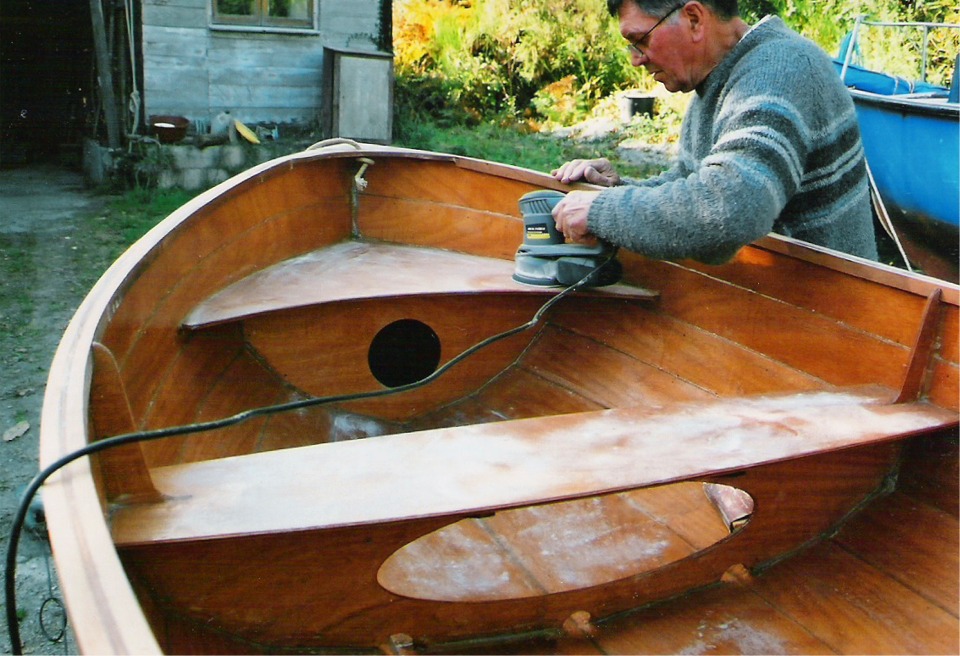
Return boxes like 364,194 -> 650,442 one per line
111,388 -> 956,547
181,241 -> 659,330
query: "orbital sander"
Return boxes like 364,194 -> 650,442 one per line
513,189 -> 622,287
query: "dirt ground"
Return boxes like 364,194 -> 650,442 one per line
0,164 -> 112,654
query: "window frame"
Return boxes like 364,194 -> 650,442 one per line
212,0 -> 316,31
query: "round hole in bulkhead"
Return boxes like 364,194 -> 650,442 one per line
368,319 -> 442,388
377,482 -> 753,602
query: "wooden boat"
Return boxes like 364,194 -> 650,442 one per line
835,18 -> 960,282
33,142 -> 959,654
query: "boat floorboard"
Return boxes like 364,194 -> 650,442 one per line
440,487 -> 959,655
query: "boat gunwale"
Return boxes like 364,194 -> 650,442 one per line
36,143 -> 960,655
847,86 -> 960,118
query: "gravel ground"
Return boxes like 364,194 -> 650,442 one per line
0,164 -> 111,655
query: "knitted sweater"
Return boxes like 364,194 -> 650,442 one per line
588,16 -> 878,263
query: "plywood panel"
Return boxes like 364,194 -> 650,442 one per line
244,294 -> 548,421
379,484 -> 730,604
928,359 -> 960,411
105,168 -> 351,421
939,304 -> 959,363
377,517 -> 548,601
359,195 -> 524,260
623,482 -> 732,550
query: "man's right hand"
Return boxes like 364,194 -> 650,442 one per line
551,158 -> 621,187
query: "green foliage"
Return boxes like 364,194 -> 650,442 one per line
394,0 -> 648,126
764,0 -> 959,67
394,0 -> 958,132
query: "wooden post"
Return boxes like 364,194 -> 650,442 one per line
89,0 -> 122,148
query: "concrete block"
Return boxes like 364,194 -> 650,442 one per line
219,145 -> 247,169
207,169 -> 231,186
179,168 -> 209,190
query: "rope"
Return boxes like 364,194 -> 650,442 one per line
307,137 -> 364,151
866,160 -> 913,272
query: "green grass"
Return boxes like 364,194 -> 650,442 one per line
395,114 -> 674,180
79,188 -> 197,264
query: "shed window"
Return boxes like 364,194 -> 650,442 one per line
214,0 -> 313,29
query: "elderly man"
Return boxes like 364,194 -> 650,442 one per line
551,0 -> 878,263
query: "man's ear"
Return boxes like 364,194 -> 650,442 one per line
683,1 -> 708,41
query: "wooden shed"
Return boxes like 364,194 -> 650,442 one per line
0,0 -> 394,167
142,0 -> 393,135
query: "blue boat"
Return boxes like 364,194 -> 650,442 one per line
834,18 -> 959,282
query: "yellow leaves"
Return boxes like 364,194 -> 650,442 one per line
393,0 -> 475,72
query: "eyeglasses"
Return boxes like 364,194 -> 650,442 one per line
626,3 -> 685,58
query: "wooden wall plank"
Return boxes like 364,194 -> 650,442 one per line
521,325 -> 716,409
834,491 -> 959,616
750,542 -> 959,654
897,431 -> 960,516
473,367 -> 603,419
550,300 -> 831,397
139,327 -> 246,467
141,0 -> 387,122
684,246 -> 931,346
175,354 -> 289,463
607,259 -> 912,390
594,583 -> 835,655
142,3 -> 206,28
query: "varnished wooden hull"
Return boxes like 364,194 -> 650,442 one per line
39,144 -> 959,654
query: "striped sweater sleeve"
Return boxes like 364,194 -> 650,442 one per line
587,17 -> 876,263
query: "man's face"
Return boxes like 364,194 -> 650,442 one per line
619,2 -> 695,93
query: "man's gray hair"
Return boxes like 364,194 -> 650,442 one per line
606,0 -> 740,20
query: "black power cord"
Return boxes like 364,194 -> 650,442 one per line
4,248 -> 618,654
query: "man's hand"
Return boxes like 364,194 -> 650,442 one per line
552,191 -> 599,243
551,158 -> 621,187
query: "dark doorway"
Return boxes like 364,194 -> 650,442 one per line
1,0 -> 94,167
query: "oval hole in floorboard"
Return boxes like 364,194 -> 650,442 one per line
377,482 -> 752,602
